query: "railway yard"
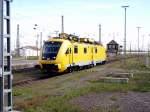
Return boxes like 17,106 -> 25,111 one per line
0,0 -> 150,112
12,55 -> 150,112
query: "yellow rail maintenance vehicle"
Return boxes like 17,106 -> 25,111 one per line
39,33 -> 106,73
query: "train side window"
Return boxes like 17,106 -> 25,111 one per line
65,48 -> 69,54
84,48 -> 87,54
95,47 -> 97,53
74,46 -> 78,54
70,48 -> 71,53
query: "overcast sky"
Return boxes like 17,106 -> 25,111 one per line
11,0 -> 150,50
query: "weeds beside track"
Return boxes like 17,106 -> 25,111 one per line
12,54 -> 141,87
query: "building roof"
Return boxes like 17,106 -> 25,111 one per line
107,40 -> 119,45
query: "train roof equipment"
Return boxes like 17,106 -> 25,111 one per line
55,33 -> 102,45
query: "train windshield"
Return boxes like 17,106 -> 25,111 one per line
42,41 -> 62,60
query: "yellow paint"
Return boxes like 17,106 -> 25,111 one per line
39,37 -> 106,73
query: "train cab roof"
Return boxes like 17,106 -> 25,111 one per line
46,33 -> 103,46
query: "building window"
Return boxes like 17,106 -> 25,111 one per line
74,46 -> 78,54
109,45 -> 112,49
113,45 -> 116,49
84,48 -> 87,54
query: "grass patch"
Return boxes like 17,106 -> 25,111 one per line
12,56 -> 39,60
110,95 -> 118,101
88,72 -> 150,92
14,89 -> 84,112
13,56 -> 150,111
92,105 -> 121,112
14,72 -> 150,111
13,82 -> 131,111
26,56 -> 39,60
13,89 -> 23,96
122,58 -> 150,71
131,73 -> 150,92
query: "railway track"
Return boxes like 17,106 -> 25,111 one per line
107,54 -> 143,63
12,54 -> 141,87
12,67 -> 36,73
13,78 -> 37,87
12,74 -> 53,87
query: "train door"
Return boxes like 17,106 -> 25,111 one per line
69,47 -> 73,65
91,46 -> 94,65
65,46 -> 73,72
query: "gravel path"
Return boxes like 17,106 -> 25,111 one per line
118,92 -> 150,112
71,92 -> 150,112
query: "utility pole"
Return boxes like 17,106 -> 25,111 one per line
0,0 -> 13,111
130,42 -> 132,54
142,35 -> 144,52
54,31 -> 59,37
146,34 -> 150,67
99,24 -> 101,44
33,24 -> 39,57
36,34 -> 39,57
137,26 -> 141,56
121,5 -> 129,64
61,15 -> 64,33
40,32 -> 42,49
16,24 -> 20,57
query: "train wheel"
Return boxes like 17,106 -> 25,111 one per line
41,69 -> 47,74
79,66 -> 83,70
75,66 -> 79,71
67,67 -> 73,73
90,64 -> 94,67
102,61 -> 106,65
88,65 -> 91,68
75,66 -> 81,71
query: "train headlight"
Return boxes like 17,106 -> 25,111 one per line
56,64 -> 61,69
42,56 -> 46,60
52,57 -> 56,60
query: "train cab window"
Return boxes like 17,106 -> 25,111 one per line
42,41 -> 62,60
43,42 -> 62,54
74,46 -> 78,54
84,48 -> 87,54
95,47 -> 97,53
69,48 -> 72,53
65,48 -> 72,54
